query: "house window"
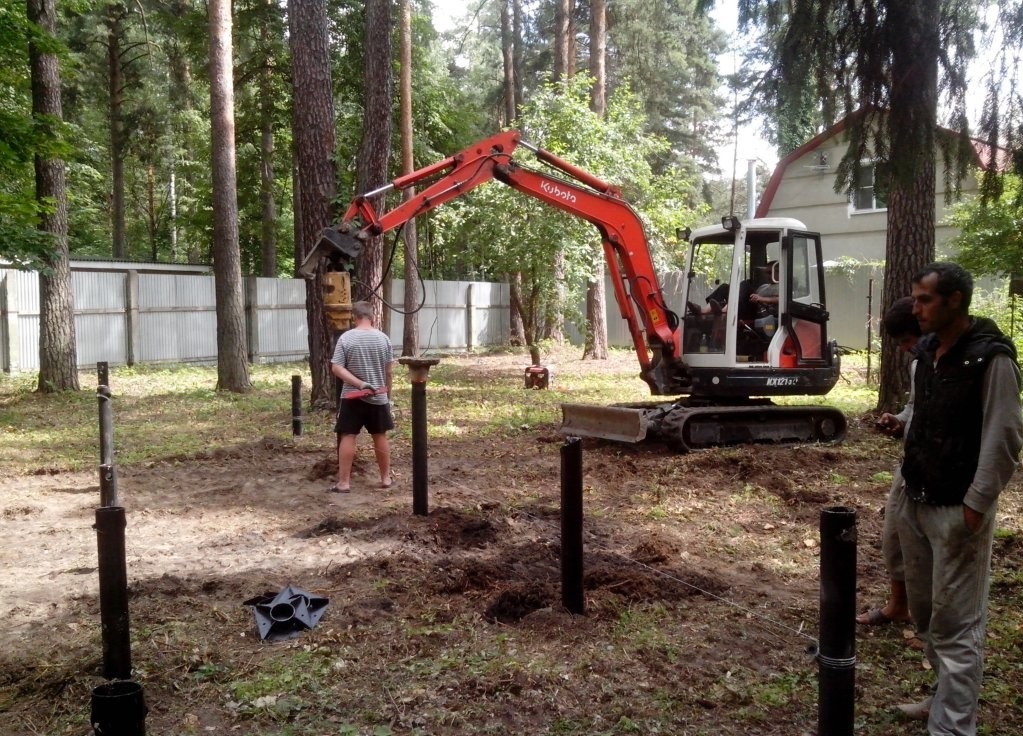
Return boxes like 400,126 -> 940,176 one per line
851,162 -> 887,212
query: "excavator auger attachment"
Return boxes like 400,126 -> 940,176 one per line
560,400 -> 847,452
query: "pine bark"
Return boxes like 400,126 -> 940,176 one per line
208,0 -> 250,392
354,0 -> 394,327
107,4 -> 127,259
582,0 -> 608,359
501,0 -> 515,126
29,0 -> 79,392
553,0 -> 571,81
289,0 -> 339,408
259,2 -> 277,278
877,0 -> 938,414
399,0 -> 419,356
547,0 -> 573,342
512,0 -> 523,113
509,272 -> 525,346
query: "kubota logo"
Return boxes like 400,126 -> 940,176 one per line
540,180 -> 577,203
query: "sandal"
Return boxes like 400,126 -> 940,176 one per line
856,607 -> 902,626
327,484 -> 350,493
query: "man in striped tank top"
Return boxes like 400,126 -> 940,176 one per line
329,300 -> 395,493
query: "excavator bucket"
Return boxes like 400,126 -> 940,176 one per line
559,403 -> 650,443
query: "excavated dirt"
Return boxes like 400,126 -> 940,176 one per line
2,355 -> 1022,735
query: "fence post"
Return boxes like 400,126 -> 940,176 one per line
245,276 -> 259,363
291,375 -> 303,437
0,271 -> 20,373
399,358 -> 440,516
125,270 -> 140,367
818,506 -> 857,736
560,437 -> 585,615
465,283 -> 475,352
95,506 -> 132,679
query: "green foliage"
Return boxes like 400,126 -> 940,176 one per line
606,0 -> 727,172
948,174 -> 1023,279
0,2 -> 67,268
425,76 -> 701,337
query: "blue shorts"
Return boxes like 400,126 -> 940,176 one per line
335,399 -> 394,436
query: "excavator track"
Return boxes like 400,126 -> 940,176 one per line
561,400 -> 846,452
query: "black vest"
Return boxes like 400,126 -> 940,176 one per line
902,317 -> 1016,505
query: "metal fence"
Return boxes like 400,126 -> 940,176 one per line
1,263 -> 882,374
0,267 -> 511,373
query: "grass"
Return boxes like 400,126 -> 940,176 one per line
0,347 -> 878,475
9,346 -> 1021,735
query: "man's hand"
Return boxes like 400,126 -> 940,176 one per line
963,504 -> 984,533
359,381 -> 373,391
875,412 -> 904,438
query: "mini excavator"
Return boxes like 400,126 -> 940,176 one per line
299,130 -> 846,450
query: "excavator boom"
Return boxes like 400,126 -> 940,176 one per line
313,129 -> 689,396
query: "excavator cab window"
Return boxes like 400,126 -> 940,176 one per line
683,241 -> 734,354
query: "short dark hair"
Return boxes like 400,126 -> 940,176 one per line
882,296 -> 921,338
352,300 -> 375,321
912,262 -> 973,312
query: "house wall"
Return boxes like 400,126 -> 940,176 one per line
762,136 -> 980,263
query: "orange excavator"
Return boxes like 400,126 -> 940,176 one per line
299,130 -> 846,450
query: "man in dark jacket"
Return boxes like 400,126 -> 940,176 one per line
893,262 -> 1023,734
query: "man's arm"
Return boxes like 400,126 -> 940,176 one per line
331,362 -> 371,390
964,354 -> 1023,517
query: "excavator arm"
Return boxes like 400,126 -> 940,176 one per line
309,129 -> 689,395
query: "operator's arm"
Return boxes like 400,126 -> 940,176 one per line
964,354 -> 1023,515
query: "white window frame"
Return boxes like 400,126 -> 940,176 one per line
848,160 -> 887,215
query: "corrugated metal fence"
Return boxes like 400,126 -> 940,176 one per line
1,264 -> 877,374
0,267 -> 512,373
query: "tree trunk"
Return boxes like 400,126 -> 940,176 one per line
354,0 -> 393,327
147,164 -> 157,260
501,0 -> 515,126
289,0 -> 339,408
877,0 -> 939,414
512,0 -> 523,114
167,3 -> 194,263
29,0 -> 78,393
582,0 -> 608,360
208,0 -> 250,392
107,4 -> 127,259
553,0 -> 571,82
548,0 -> 573,342
589,0 -> 606,116
399,0 -> 419,356
508,272 -> 525,346
259,3 -> 277,278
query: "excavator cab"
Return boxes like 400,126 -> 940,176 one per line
677,217 -> 840,400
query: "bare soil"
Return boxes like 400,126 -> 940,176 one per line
2,353 -> 1022,735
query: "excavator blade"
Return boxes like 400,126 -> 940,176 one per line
559,403 -> 650,443
559,400 -> 847,452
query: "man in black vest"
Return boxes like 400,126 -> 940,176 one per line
893,263 -> 1023,734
